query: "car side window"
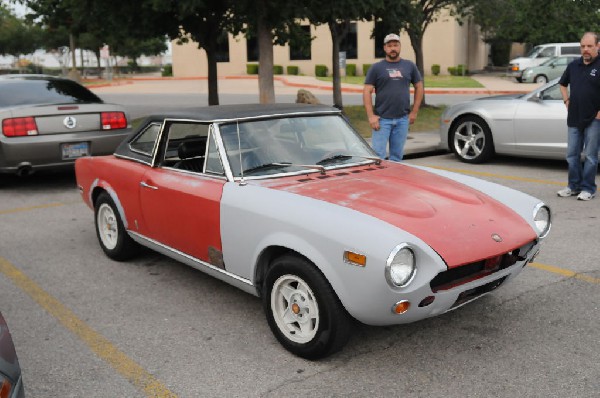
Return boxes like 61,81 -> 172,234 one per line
161,122 -> 210,173
538,46 -> 555,58
129,123 -> 161,155
205,129 -> 225,176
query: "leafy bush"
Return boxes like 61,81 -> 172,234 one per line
362,64 -> 372,76
447,64 -> 469,76
315,64 -> 328,77
431,64 -> 440,76
273,65 -> 283,75
246,64 -> 259,75
161,64 -> 173,77
287,65 -> 299,75
346,63 -> 357,76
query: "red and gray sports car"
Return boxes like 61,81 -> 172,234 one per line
76,104 -> 551,359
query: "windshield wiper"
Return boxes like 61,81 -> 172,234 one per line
316,154 -> 382,166
316,154 -> 353,165
243,162 -> 291,175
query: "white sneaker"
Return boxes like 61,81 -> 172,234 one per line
577,191 -> 595,201
557,187 -> 580,197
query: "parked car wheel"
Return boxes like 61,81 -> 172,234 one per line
263,254 -> 352,359
450,115 -> 494,163
94,192 -> 139,261
534,75 -> 548,84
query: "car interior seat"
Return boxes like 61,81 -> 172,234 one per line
174,136 -> 207,172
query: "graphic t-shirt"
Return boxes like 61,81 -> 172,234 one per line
364,59 -> 422,118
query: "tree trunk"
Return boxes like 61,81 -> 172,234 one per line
408,32 -> 426,106
205,46 -> 220,106
67,33 -> 81,82
329,23 -> 343,109
257,13 -> 275,104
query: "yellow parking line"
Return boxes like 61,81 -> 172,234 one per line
0,257 -> 178,398
0,202 -> 65,215
0,200 -> 82,216
530,262 -> 600,284
428,165 -> 564,186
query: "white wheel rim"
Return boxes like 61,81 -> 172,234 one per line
271,274 -> 319,344
97,203 -> 118,250
453,121 -> 485,160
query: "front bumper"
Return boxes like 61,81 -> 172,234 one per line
350,240 -> 540,326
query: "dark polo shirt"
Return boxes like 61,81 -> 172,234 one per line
559,55 -> 600,130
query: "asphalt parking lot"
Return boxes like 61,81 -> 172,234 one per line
1,150 -> 598,397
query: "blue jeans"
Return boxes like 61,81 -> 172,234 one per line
371,116 -> 409,162
566,119 -> 600,194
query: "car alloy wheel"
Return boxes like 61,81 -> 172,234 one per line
271,274 -> 319,344
97,202 -> 119,250
94,192 -> 139,261
535,75 -> 548,84
451,115 -> 494,163
263,254 -> 352,359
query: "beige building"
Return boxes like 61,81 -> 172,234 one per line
172,15 -> 489,77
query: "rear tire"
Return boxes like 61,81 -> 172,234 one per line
450,115 -> 494,163
263,254 -> 352,359
534,75 -> 548,84
94,192 -> 139,261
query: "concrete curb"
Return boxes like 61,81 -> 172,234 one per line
84,75 -> 534,95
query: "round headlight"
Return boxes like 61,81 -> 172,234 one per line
385,245 -> 416,288
533,203 -> 551,239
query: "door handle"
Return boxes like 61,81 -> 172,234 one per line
140,181 -> 158,190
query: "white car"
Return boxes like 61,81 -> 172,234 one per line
439,78 -> 579,163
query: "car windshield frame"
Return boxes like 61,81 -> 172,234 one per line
216,114 -> 377,180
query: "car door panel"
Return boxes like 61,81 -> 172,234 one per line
139,168 -> 224,264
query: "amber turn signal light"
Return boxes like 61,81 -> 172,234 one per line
392,300 -> 410,314
344,251 -> 366,267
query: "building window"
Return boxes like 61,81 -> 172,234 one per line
290,25 -> 311,61
373,22 -> 387,59
340,22 -> 357,60
246,35 -> 259,62
216,32 -> 230,63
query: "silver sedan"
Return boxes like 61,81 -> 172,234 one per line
439,78 -> 572,163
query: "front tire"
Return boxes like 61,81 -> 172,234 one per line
263,254 -> 352,359
534,75 -> 548,84
450,115 -> 494,163
94,192 -> 139,261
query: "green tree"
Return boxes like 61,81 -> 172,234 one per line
231,0 -> 305,103
0,4 -> 41,62
461,0 -> 600,44
305,0 -> 379,109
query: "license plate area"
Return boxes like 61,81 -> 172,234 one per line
61,142 -> 89,159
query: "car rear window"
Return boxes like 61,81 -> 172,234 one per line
0,78 -> 103,108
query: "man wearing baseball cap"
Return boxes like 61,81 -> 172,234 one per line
363,33 -> 423,161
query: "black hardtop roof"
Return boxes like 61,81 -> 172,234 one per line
136,103 -> 341,125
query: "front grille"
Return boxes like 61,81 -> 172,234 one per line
451,276 -> 508,308
430,241 -> 535,293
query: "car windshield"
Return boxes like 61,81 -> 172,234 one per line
0,78 -> 103,108
218,114 -> 375,177
525,45 -> 543,58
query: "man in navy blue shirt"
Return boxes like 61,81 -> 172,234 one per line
363,33 -> 423,161
558,32 -> 600,201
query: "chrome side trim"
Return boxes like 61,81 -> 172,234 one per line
127,231 -> 258,296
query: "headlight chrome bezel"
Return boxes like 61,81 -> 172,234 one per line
385,243 -> 417,288
533,203 -> 551,239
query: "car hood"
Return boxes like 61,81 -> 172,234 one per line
476,94 -> 523,101
257,163 -> 536,268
